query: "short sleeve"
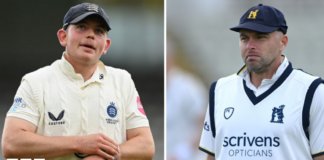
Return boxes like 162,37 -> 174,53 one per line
6,79 -> 40,126
125,79 -> 149,129
309,83 -> 324,157
199,105 -> 215,156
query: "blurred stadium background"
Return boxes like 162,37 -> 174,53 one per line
0,0 -> 163,159
167,0 -> 324,160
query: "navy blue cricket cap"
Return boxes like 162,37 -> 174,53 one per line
230,4 -> 288,34
63,3 -> 111,31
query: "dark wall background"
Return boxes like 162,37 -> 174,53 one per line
0,0 -> 164,159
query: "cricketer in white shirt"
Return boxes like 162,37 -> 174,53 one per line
6,53 -> 149,160
199,56 -> 324,160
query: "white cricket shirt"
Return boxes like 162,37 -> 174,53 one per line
7,53 -> 149,160
199,56 -> 324,159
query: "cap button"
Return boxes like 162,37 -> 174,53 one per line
258,4 -> 263,6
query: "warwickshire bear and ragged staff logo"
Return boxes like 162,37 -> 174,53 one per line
270,105 -> 285,124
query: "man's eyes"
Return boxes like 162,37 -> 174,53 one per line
240,37 -> 247,41
77,25 -> 86,29
95,29 -> 104,34
76,25 -> 105,34
258,35 -> 266,39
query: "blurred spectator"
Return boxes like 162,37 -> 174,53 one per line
166,36 -> 207,160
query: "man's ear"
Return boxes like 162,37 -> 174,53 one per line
57,29 -> 68,47
280,34 -> 288,51
102,38 -> 111,54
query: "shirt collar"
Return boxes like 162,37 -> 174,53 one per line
59,52 -> 107,84
237,55 -> 289,82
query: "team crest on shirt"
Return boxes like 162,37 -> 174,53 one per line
270,105 -> 285,124
224,107 -> 234,120
106,102 -> 119,124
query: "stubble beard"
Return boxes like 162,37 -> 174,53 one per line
245,57 -> 276,73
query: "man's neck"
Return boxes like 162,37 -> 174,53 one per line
249,59 -> 282,89
64,54 -> 97,82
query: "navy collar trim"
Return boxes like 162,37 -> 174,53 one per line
243,62 -> 293,105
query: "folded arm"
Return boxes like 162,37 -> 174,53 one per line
2,117 -> 118,159
118,127 -> 155,160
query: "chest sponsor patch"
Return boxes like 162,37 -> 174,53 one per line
48,110 -> 65,125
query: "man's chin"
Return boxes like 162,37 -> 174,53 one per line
246,63 -> 263,73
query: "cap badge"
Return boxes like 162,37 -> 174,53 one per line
247,10 -> 259,19
87,4 -> 99,12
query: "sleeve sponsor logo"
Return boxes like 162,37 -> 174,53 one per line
9,97 -> 26,112
137,97 -> 146,116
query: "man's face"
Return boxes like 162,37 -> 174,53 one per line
239,29 -> 284,73
63,15 -> 110,65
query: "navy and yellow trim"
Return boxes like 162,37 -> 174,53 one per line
199,146 -> 215,156
237,65 -> 246,76
312,150 -> 324,158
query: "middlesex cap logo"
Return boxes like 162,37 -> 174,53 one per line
87,4 -> 98,12
224,107 -> 234,120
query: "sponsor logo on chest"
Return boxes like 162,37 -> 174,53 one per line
219,104 -> 288,158
48,110 -> 65,125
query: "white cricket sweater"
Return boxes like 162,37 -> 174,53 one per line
7,57 -> 149,160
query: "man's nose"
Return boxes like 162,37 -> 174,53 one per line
87,29 -> 95,39
246,39 -> 256,50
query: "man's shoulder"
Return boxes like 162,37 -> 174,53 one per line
291,68 -> 321,84
215,73 -> 241,88
104,66 -> 131,79
22,61 -> 59,82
